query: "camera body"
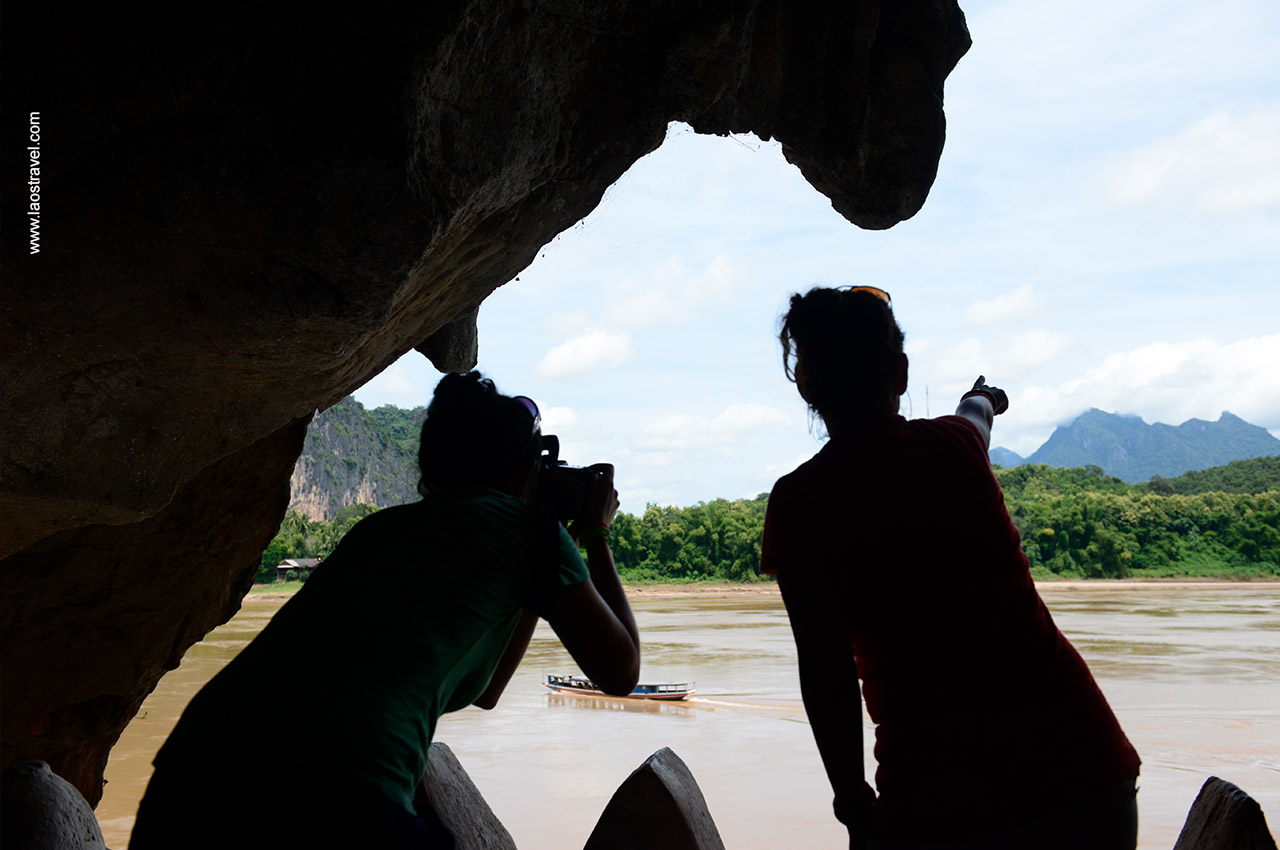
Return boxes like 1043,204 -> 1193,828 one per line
537,435 -> 601,523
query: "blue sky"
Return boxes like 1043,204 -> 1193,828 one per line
356,0 -> 1280,510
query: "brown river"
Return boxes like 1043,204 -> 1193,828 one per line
95,586 -> 1279,849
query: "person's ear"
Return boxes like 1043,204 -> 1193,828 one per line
511,460 -> 539,500
893,353 -> 909,396
794,358 -> 813,404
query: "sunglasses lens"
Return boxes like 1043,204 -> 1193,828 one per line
847,286 -> 891,303
514,396 -> 540,434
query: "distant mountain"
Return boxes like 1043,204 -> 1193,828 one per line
988,446 -> 1025,468
288,397 -> 425,521
1025,409 -> 1280,483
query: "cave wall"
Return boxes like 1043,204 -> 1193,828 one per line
0,0 -> 969,803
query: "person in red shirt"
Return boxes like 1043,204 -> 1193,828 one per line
761,286 -> 1139,850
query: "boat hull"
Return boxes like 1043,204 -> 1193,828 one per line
544,676 -> 695,701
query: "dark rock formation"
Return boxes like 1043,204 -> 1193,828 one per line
414,742 -> 518,850
1173,777 -> 1277,850
1,0 -> 970,802
0,421 -> 308,800
585,747 -> 726,850
0,761 -> 106,850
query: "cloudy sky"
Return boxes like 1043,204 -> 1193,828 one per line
357,0 -> 1280,511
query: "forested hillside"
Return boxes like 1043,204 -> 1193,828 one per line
260,457 -> 1279,582
1144,456 -> 1280,495
995,462 -> 1279,579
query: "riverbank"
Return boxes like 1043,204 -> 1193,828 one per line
249,576 -> 1280,601
626,577 -> 1280,598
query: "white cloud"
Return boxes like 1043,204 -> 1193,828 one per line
353,354 -> 439,407
536,330 -> 634,379
605,255 -> 736,330
995,334 -> 1280,455
634,403 -> 793,451
962,285 -> 1045,325
541,310 -> 591,337
762,454 -> 815,481
1107,103 -> 1280,212
540,406 -> 577,432
1004,330 -> 1075,372
909,330 -> 1072,390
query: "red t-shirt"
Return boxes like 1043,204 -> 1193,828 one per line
761,414 -> 1139,840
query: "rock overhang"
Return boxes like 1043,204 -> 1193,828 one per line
0,0 -> 970,803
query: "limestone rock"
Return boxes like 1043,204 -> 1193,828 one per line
584,747 -> 726,850
0,420 -> 310,803
418,307 -> 481,373
414,742 -> 518,850
1173,776 -> 1277,850
0,761 -> 106,850
1,1 -> 970,801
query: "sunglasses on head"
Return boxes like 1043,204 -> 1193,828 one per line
513,395 -> 541,439
839,285 -> 891,304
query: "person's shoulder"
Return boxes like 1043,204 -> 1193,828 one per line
352,501 -> 421,529
425,487 -> 528,516
769,450 -> 825,498
911,415 -> 987,451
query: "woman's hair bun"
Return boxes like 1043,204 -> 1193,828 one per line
417,371 -> 540,495
432,371 -> 496,406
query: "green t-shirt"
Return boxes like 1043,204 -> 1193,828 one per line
156,488 -> 589,811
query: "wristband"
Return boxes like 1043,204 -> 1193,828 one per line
576,523 -> 610,539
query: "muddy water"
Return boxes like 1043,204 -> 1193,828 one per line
95,588 -> 1280,849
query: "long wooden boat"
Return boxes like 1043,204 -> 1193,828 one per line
544,674 -> 696,701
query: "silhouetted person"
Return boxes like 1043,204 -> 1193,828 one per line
762,287 -> 1139,850
131,371 -> 640,849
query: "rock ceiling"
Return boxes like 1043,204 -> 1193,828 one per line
0,1 -> 969,801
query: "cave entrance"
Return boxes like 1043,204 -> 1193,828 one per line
356,122 -> 948,511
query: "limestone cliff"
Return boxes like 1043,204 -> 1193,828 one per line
289,398 -> 426,521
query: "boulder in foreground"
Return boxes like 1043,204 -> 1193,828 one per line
0,761 -> 106,850
585,747 -> 726,850
415,741 -> 518,850
1173,776 -> 1277,850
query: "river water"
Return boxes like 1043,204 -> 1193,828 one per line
95,586 -> 1280,849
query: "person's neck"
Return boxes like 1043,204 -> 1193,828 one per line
823,407 -> 900,439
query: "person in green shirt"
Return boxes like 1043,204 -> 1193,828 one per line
130,371 -> 640,849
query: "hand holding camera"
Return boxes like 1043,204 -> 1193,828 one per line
582,463 -> 620,530
537,434 -> 617,531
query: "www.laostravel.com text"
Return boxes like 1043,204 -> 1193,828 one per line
27,111 -> 42,255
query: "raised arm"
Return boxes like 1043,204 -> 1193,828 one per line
542,464 -> 640,696
956,375 -> 1009,450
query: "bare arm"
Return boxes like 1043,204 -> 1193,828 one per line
543,464 -> 640,695
473,610 -> 540,710
955,395 -> 993,449
777,566 -> 875,848
956,375 -> 1010,450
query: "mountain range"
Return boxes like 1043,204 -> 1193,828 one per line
288,401 -> 1280,517
989,409 -> 1280,483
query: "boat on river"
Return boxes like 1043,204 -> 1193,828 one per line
544,674 -> 696,701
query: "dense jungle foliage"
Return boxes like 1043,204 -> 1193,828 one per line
258,457 -> 1279,583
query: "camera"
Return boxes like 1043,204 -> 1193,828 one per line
537,434 -> 601,524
